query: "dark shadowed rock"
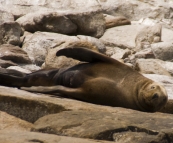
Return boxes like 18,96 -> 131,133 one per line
0,22 -> 22,46
0,59 -> 17,68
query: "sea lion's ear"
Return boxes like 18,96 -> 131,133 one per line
56,47 -> 118,63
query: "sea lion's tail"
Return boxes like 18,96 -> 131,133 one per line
0,68 -> 27,87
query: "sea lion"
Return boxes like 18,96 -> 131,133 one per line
0,48 -> 168,112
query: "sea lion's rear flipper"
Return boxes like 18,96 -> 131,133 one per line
56,47 -> 119,64
21,85 -> 83,98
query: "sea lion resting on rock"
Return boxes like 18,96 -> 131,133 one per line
0,48 -> 168,112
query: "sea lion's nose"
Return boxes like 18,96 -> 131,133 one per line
152,93 -> 159,100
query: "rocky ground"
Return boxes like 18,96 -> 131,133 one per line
0,0 -> 173,143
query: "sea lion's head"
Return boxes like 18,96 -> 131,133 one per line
138,82 -> 168,112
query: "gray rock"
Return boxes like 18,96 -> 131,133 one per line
0,44 -> 32,64
0,10 -> 14,24
99,0 -> 173,21
134,48 -> 155,59
7,66 -> 31,74
135,24 -> 162,51
111,48 -> 131,60
104,14 -> 131,29
135,59 -> 171,76
0,0 -> 101,19
0,22 -> 22,46
100,25 -> 144,50
151,42 -> 173,61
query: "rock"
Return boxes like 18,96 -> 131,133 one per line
33,110 -> 173,142
20,31 -> 33,46
16,11 -> 77,34
0,59 -> 17,68
7,66 -> 31,74
0,0 -> 101,19
0,22 -> 22,46
100,25 -> 144,50
134,48 -> 155,59
99,0 -> 173,21
151,42 -> 173,61
0,10 -> 14,24
20,64 -> 41,72
0,44 -> 31,65
16,10 -> 105,38
0,130 -> 112,143
76,35 -> 106,53
0,111 -> 33,131
162,27 -> 173,43
104,14 -> 131,29
135,24 -> 162,51
135,59 -> 171,76
111,48 -> 131,60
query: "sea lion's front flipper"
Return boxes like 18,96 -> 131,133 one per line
21,85 -> 83,98
56,47 -> 119,64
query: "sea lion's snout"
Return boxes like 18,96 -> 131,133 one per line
139,82 -> 168,112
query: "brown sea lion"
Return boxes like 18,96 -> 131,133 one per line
0,48 -> 168,112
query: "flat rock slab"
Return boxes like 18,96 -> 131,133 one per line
0,130 -> 112,143
33,110 -> 173,142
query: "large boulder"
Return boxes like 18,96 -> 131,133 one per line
100,25 -> 146,50
33,110 -> 173,142
16,10 -> 105,38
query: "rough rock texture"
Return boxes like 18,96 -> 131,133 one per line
0,22 -> 22,46
0,130 -> 112,143
0,10 -> 14,24
135,24 -> 162,51
151,42 -> 173,61
33,110 -> 173,142
135,59 -> 171,76
0,111 -> 33,131
100,25 -> 143,50
0,44 -> 32,64
16,11 -> 77,34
